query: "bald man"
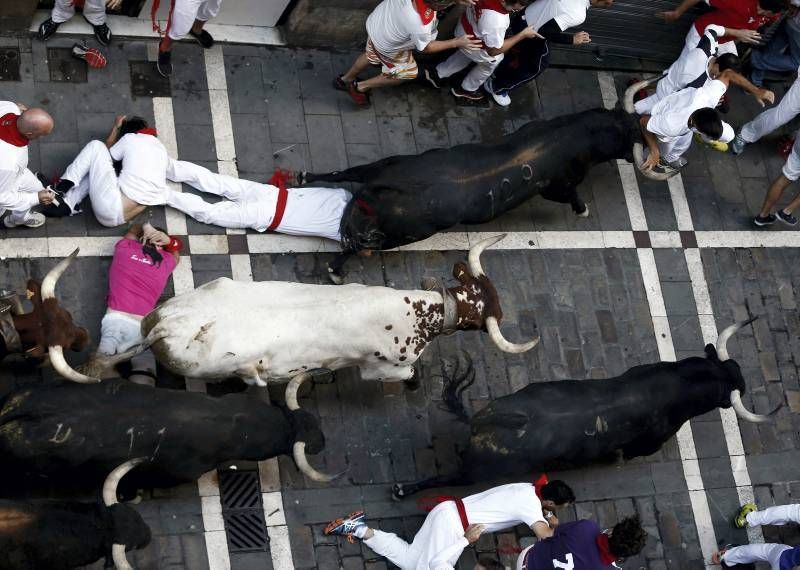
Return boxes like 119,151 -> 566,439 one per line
0,102 -> 55,229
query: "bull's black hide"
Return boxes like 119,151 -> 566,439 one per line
305,108 -> 640,254
0,501 -> 149,570
0,380 -> 322,494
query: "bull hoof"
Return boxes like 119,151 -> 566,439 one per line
327,266 -> 345,285
391,483 -> 406,501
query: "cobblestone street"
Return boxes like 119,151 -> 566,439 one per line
1,29 -> 800,570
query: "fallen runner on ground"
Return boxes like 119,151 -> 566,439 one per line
713,503 -> 800,569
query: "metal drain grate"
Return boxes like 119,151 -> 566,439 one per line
0,48 -> 21,82
129,61 -> 171,98
219,470 -> 270,552
47,47 -> 87,83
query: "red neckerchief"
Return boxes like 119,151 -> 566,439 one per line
413,0 -> 436,24
0,113 -> 28,147
475,0 -> 509,19
137,127 -> 158,137
596,533 -> 617,565
533,473 -> 549,500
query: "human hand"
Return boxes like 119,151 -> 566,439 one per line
106,0 -> 122,9
38,189 -> 54,205
756,88 -> 775,106
573,31 -> 591,44
114,115 -> 126,129
456,34 -> 484,51
735,29 -> 762,43
520,25 -> 544,40
641,150 -> 660,170
464,524 -> 485,544
656,10 -> 681,22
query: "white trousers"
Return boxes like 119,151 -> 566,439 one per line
437,24 -> 504,92
746,504 -> 800,527
166,160 -> 350,241
681,25 -> 737,59
61,140 -> 125,227
97,312 -> 143,355
635,73 -> 678,115
741,76 -> 800,143
167,0 -> 223,40
722,543 -> 790,569
51,0 -> 106,25
658,131 -> 694,163
2,169 -> 43,226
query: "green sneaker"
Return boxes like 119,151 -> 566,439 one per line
733,503 -> 757,528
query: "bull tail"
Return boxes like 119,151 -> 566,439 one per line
439,353 -> 476,422
81,328 -> 169,375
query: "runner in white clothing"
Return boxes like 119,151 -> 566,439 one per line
42,115 -> 172,227
324,480 -> 575,570
0,101 -> 55,229
634,24 -> 774,115
37,0 -> 118,45
430,0 -> 540,101
165,161 -> 352,242
155,0 -> 223,77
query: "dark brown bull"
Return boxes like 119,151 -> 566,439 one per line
1,249 -> 94,383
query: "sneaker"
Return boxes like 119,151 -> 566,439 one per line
753,214 -> 777,226
333,75 -> 349,91
424,67 -> 442,89
733,503 -> 757,528
72,42 -> 107,69
347,81 -> 370,107
694,133 -> 728,152
4,212 -> 45,228
189,28 -> 214,49
484,79 -> 510,106
324,511 -> 366,544
658,156 -> 688,170
37,18 -> 60,41
730,133 -> 747,155
451,86 -> 484,101
777,210 -> 798,226
90,22 -> 112,46
157,50 -> 173,78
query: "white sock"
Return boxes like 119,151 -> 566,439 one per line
354,525 -> 368,539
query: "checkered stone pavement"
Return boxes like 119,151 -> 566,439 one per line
2,31 -> 800,570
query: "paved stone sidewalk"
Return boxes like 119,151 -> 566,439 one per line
1,32 -> 800,570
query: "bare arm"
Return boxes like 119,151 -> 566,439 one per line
656,0 -> 702,22
486,26 -> 542,56
106,115 -> 126,148
718,69 -> 775,106
123,223 -> 144,241
422,35 -> 483,53
531,520 -> 555,539
639,115 -> 661,170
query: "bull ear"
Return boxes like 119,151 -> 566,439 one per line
704,344 -> 719,360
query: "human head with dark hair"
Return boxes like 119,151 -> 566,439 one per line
758,0 -> 786,14
689,107 -> 723,140
540,479 -> 576,510
712,53 -> 741,75
608,515 -> 647,559
118,116 -> 149,139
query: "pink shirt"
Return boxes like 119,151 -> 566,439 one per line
107,238 -> 177,316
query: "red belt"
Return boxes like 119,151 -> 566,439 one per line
267,184 -> 288,232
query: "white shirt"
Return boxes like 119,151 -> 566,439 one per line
524,0 -> 590,31
277,186 -> 351,241
109,132 -> 171,205
366,0 -> 438,56
463,4 -> 510,50
658,24 -> 724,98
647,80 -> 727,141
0,101 -> 38,211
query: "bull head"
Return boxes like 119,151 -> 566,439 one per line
102,457 -> 148,570
13,249 -> 98,383
622,77 -> 677,182
448,235 -> 539,354
714,318 -> 773,423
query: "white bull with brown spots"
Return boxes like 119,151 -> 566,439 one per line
121,235 -> 536,387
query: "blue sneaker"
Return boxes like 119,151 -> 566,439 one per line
324,511 -> 366,543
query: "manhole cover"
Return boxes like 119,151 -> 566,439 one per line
47,47 -> 87,83
219,470 -> 269,552
129,61 -> 170,98
0,49 -> 20,82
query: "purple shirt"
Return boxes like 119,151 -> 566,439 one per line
781,546 -> 800,570
524,520 -> 616,570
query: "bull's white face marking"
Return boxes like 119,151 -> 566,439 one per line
48,423 -> 71,444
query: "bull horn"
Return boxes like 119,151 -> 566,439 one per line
284,371 -> 311,411
293,441 -> 340,483
103,457 -> 147,506
48,345 -> 100,383
467,234 -> 506,277
486,316 -> 539,354
41,248 -> 80,300
730,389 -> 772,423
111,544 -> 133,570
622,78 -> 675,182
716,317 -> 758,362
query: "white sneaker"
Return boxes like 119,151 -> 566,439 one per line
4,212 -> 45,228
484,79 -> 511,107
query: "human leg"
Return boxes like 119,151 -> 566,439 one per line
436,50 -> 473,80
341,52 -> 372,83
748,504 -> 800,527
82,0 -> 108,26
168,160 -> 261,201
660,131 -> 693,164
4,169 -> 45,228
166,190 -> 256,230
97,313 -> 143,356
719,543 -> 790,569
741,78 -> 800,143
50,0 -> 76,24
61,140 -> 124,227
462,54 -> 503,92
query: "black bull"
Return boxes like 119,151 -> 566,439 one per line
394,321 -> 776,498
0,380 -> 325,494
303,108 -> 640,275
